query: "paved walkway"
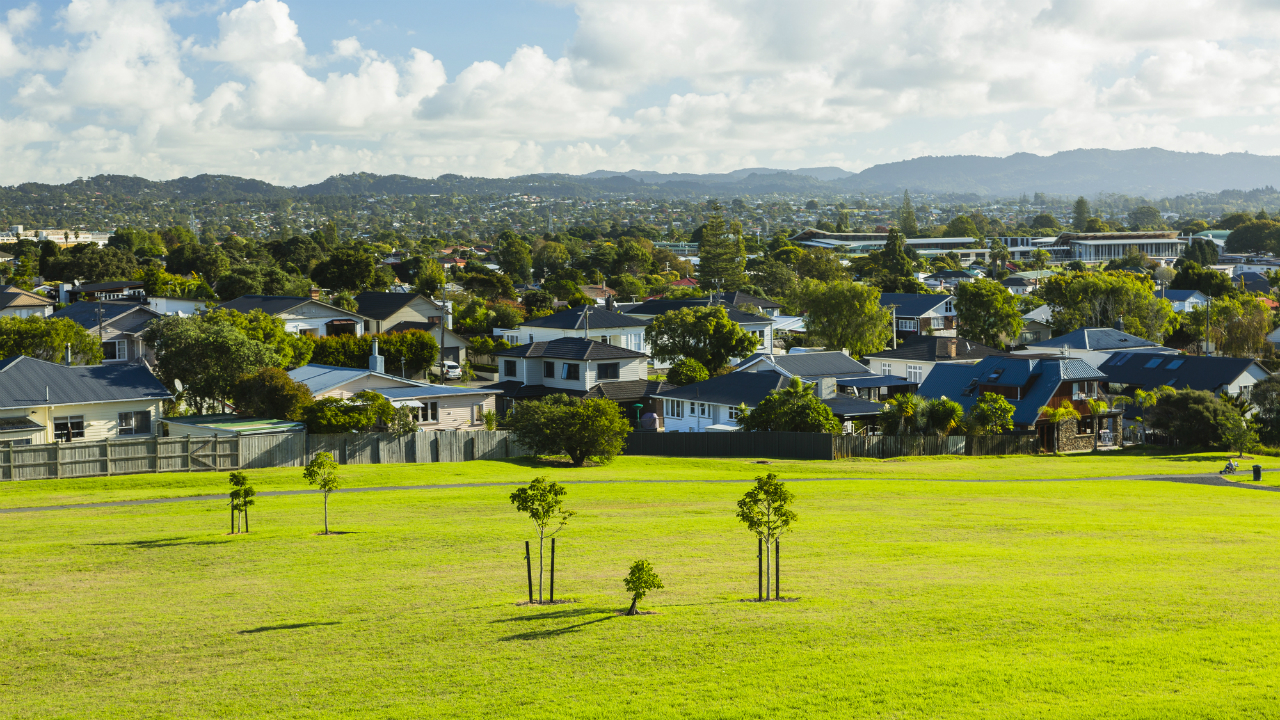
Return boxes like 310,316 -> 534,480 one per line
3,471 -> 1278,514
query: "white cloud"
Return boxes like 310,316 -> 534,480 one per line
1,0 -> 1279,184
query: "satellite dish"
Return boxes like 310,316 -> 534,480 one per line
173,379 -> 184,392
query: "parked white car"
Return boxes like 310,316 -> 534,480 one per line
441,360 -> 462,380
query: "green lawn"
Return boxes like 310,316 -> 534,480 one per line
1,448 -> 1272,510
4,455 -> 1280,718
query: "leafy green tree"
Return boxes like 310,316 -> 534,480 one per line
1084,217 -> 1111,233
736,472 -> 796,600
533,241 -> 571,279
44,244 -> 138,284
508,394 -> 632,466
737,376 -> 842,433
944,215 -> 983,240
205,308 -> 313,368
1208,295 -> 1272,358
645,306 -> 759,372
1248,375 -> 1280,444
1130,386 -> 1175,441
1072,197 -> 1090,231
1127,206 -> 1164,229
0,315 -> 104,364
1148,389 -> 1228,447
1029,248 -> 1051,270
790,279 -> 892,356
623,560 -> 663,616
1217,409 -> 1257,458
954,278 -> 1023,349
1181,238 -> 1219,267
1030,214 -> 1062,231
143,315 -> 282,413
794,248 -> 845,282
302,390 -> 401,433
232,367 -> 314,420
309,331 -> 438,378
1217,212 -> 1255,231
695,214 -> 747,291
1169,261 -> 1234,298
752,258 -> 799,299
1224,220 -> 1280,255
496,231 -> 533,283
1039,271 -> 1175,342
879,393 -> 927,435
312,247 -> 376,292
509,476 -> 576,604
899,191 -> 919,237
1038,400 -> 1081,454
304,452 -> 340,535
967,392 -> 1016,435
413,259 -> 447,296
228,471 -> 255,534
666,357 -> 709,386
925,397 -> 965,437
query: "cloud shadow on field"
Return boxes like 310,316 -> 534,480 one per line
238,622 -> 341,635
90,537 -> 230,549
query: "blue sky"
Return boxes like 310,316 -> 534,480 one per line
1,0 -> 1279,185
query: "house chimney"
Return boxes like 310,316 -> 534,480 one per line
817,377 -> 836,399
1114,315 -> 1125,331
310,286 -> 321,300
64,343 -> 72,366
369,337 -> 385,373
937,338 -> 957,358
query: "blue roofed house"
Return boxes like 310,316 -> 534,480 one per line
1019,326 -> 1177,369
51,300 -> 162,365
1155,288 -> 1208,313
918,355 -> 1120,453
0,354 -> 172,446
878,293 -> 956,340
1097,353 -> 1270,436
288,340 -> 499,431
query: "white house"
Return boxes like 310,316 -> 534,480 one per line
862,335 -> 1004,385
0,285 -> 54,318
1155,288 -> 1208,313
218,295 -> 368,337
496,305 -> 651,354
483,337 -> 664,416
0,355 -> 171,445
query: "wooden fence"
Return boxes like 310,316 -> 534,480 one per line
0,430 -> 530,482
627,431 -> 1039,461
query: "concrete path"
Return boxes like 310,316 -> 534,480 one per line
3,470 -> 1279,514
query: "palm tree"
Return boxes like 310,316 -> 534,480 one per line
924,397 -> 965,438
1085,397 -> 1113,451
1038,400 -> 1082,454
879,394 -> 927,435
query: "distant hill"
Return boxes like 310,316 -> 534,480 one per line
5,149 -> 1278,200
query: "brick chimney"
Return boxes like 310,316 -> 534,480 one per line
310,286 -> 321,300
936,338 -> 958,358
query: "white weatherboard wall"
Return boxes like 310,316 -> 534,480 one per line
24,399 -> 164,444
660,399 -> 738,432
498,355 -> 644,392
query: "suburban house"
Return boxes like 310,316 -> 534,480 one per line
0,285 -> 54,318
1019,305 -> 1053,345
918,355 -> 1120,453
58,280 -> 147,304
354,290 -> 470,364
1018,326 -> 1176,369
1098,353 -> 1269,401
708,290 -> 783,317
482,337 -> 668,417
1156,288 -> 1208,313
497,305 -> 651,353
1235,271 -> 1272,294
288,342 -> 499,430
147,296 -> 211,316
923,269 -> 979,290
624,296 -> 777,357
218,295 -> 369,337
1000,276 -> 1036,295
879,293 -> 956,339
863,335 -> 1004,384
0,355 -> 172,445
733,350 -> 915,401
52,300 -> 162,365
654,370 -> 885,433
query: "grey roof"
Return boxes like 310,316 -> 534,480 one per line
624,297 -> 775,325
0,356 -> 172,410
583,379 -> 674,401
375,384 -> 498,399
865,335 -> 1004,363
494,337 -> 647,361
106,307 -> 162,334
823,395 -> 888,418
917,355 -> 1105,426
1156,289 -> 1206,303
70,280 -> 145,293
477,380 -> 587,399
288,364 -> 426,395
1099,353 -> 1259,394
519,305 -> 651,331
1029,327 -> 1160,351
51,300 -> 143,329
926,269 -> 978,280
739,351 -> 870,377
837,374 -> 914,389
1001,277 -> 1035,287
0,285 -> 53,310
218,295 -> 367,320
879,293 -> 952,317
354,291 -> 426,320
655,369 -> 791,406
1022,305 -> 1053,323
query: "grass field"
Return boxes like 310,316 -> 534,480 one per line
4,452 -> 1280,718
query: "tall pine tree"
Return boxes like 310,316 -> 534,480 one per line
1072,197 -> 1090,231
695,214 -> 747,292
899,191 -> 919,237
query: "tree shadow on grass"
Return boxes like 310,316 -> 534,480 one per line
238,621 -> 341,635
494,607 -> 618,641
90,537 -> 230,549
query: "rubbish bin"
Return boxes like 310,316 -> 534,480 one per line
1254,465 -> 1263,482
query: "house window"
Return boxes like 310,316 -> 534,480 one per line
427,401 -> 439,423
562,363 -> 580,381
664,399 -> 683,418
598,362 -> 620,380
728,406 -> 741,421
102,340 -> 128,362
53,416 -> 85,442
944,299 -> 953,313
898,319 -> 918,331
544,361 -> 555,378
117,411 -> 152,436
880,362 -> 893,376
906,364 -> 923,383
473,404 -> 485,423
697,403 -> 709,418
931,317 -> 944,329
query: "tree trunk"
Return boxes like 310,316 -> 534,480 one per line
323,493 -> 329,535
626,597 -> 638,616
243,508 -> 249,533
538,531 -> 544,603
764,533 -> 772,600
231,504 -> 236,534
